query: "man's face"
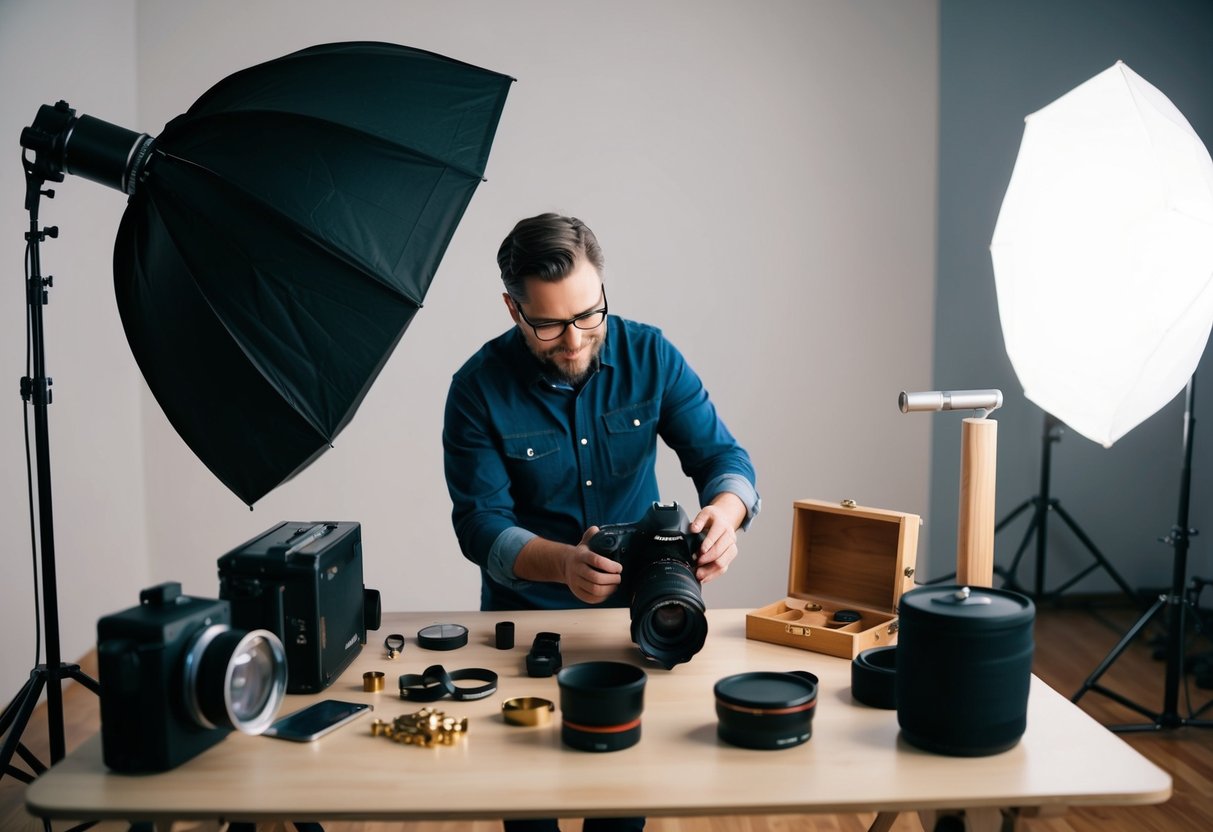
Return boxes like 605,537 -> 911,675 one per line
505,255 -> 607,386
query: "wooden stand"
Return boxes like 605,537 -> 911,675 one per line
957,417 -> 997,588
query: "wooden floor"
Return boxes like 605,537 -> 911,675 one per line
3,604 -> 1212,831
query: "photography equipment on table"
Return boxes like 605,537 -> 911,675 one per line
989,62 -> 1213,732
399,665 -> 498,702
363,671 -> 386,692
384,634 -> 405,659
851,646 -> 898,710
96,582 -> 287,773
588,501 -> 709,668
218,521 -> 381,694
713,671 -> 818,750
502,697 -> 555,727
3,42 -> 510,784
495,621 -> 516,649
526,631 -> 563,677
747,499 -> 919,658
417,623 -> 469,650
264,699 -> 371,742
557,661 -> 647,752
370,708 -> 468,747
896,585 -> 1035,757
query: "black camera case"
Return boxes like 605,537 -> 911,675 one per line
97,584 -> 235,773
218,521 -> 381,693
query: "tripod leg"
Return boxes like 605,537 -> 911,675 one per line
1050,504 -> 1138,602
0,674 -> 39,735
66,665 -> 101,695
995,499 -> 1034,533
0,670 -> 47,783
1073,596 -> 1163,706
999,504 -> 1041,593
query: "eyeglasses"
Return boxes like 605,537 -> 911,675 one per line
514,285 -> 608,341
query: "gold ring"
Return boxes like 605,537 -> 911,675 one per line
363,670 -> 386,692
502,696 -> 554,726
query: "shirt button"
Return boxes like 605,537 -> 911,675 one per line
585,480 -> 593,487
526,448 -> 534,457
580,438 -> 588,445
633,419 -> 641,427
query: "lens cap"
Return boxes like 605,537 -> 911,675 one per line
417,623 -> 469,651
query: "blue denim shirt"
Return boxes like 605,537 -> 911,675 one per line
443,315 -> 759,611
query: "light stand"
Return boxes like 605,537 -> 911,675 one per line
1071,375 -> 1213,732
994,412 -> 1139,603
0,143 -> 101,784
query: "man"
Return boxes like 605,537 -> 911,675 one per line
444,213 -> 759,615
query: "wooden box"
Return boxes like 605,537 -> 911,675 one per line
746,499 -> 920,659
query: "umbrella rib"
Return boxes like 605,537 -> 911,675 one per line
169,108 -> 493,182
153,148 -> 432,306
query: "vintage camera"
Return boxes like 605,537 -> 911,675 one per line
97,582 -> 287,773
589,501 -> 709,669
218,521 -> 382,694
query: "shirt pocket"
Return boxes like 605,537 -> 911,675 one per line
602,399 -> 659,478
502,430 -> 569,498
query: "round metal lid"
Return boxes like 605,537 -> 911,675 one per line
899,585 -> 1035,629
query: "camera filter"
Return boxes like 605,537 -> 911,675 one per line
417,623 -> 469,651
713,670 -> 818,750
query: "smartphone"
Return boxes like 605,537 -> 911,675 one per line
263,699 -> 372,742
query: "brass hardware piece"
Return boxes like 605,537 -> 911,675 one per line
363,671 -> 385,692
370,707 -> 468,747
904,566 -> 916,578
888,621 -> 900,635
502,696 -> 555,726
840,499 -> 857,508
785,624 -> 813,637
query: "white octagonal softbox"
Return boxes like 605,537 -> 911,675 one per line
991,61 -> 1213,447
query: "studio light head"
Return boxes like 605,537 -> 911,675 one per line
899,389 -> 1003,418
20,100 -> 155,195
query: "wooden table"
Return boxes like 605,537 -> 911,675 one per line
25,609 -> 1170,828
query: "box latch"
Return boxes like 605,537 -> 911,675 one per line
784,624 -> 813,637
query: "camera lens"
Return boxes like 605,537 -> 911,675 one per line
184,625 -> 287,735
628,560 -> 708,669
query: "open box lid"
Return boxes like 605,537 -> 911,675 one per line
786,498 -> 920,613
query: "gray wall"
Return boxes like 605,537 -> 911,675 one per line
1,1 -> 939,700
931,0 -> 1213,593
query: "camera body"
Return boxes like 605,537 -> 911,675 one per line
590,501 -> 705,590
97,582 -> 286,773
589,502 -> 709,668
218,521 -> 381,694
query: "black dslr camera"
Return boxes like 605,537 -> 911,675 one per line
218,521 -> 382,694
97,582 -> 287,773
589,501 -> 708,669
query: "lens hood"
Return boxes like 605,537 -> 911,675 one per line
557,661 -> 647,752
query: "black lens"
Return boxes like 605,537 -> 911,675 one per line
628,559 -> 707,669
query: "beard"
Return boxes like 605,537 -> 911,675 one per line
533,329 -> 606,387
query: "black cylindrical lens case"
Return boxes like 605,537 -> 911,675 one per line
557,661 -> 646,752
495,621 -> 515,650
896,585 -> 1035,757
714,671 -> 818,750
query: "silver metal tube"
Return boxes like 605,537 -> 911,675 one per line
899,389 -> 1003,416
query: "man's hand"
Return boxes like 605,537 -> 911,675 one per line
564,526 -> 623,604
689,493 -> 748,584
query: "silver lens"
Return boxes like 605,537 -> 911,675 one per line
183,625 -> 287,734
